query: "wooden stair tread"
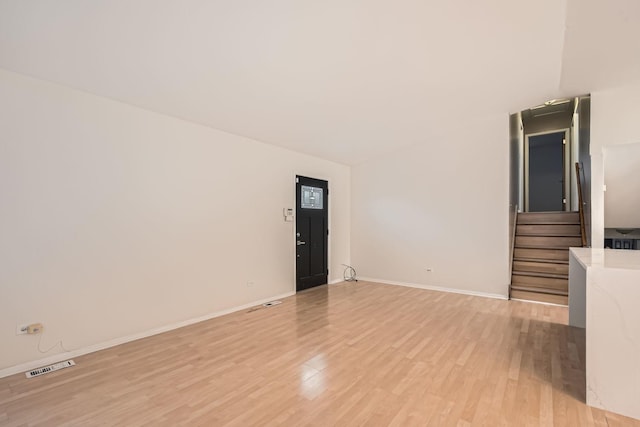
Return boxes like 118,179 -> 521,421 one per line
517,212 -> 580,226
510,210 -> 583,306
511,274 -> 568,292
513,260 -> 568,276
516,224 -> 582,237
516,231 -> 582,237
515,235 -> 583,249
516,233 -> 582,237
513,257 -> 568,264
510,285 -> 568,296
517,222 -> 579,227
516,236 -> 582,242
518,212 -> 579,215
511,274 -> 567,284
513,248 -> 569,262
516,221 -> 580,225
510,281 -> 567,293
512,271 -> 568,279
510,290 -> 568,305
515,244 -> 582,250
516,234 -> 582,237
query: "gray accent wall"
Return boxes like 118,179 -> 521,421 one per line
509,113 -> 523,210
578,97 -> 592,245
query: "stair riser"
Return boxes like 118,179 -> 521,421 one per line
510,285 -> 567,296
511,282 -> 567,294
511,275 -> 567,291
513,248 -> 569,262
515,236 -> 583,249
511,290 -> 568,305
513,261 -> 568,276
517,212 -> 580,224
516,224 -> 581,236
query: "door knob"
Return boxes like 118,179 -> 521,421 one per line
297,241 -> 306,245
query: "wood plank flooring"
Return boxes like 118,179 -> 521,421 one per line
1,281 -> 639,426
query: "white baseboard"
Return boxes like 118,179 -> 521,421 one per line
328,278 -> 344,285
0,291 -> 295,379
358,277 -> 509,300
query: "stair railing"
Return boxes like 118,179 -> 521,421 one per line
509,205 -> 518,286
575,162 -> 588,247
508,205 -> 518,298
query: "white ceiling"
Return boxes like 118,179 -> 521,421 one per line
1,0 -> 639,165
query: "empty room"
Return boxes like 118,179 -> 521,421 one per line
1,0 -> 640,425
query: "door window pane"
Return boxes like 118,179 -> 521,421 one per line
301,185 -> 323,209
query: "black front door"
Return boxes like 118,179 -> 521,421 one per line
296,176 -> 328,292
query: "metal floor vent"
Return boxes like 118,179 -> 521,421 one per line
262,300 -> 282,308
26,360 -> 75,378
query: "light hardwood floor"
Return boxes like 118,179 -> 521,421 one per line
1,281 -> 639,426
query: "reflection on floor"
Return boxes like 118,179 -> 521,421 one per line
1,281 -> 638,426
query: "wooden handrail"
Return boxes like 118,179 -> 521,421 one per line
575,162 -> 588,247
508,205 -> 518,299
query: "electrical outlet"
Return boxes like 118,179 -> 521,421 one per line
425,267 -> 433,272
17,323 -> 43,335
246,281 -> 255,287
28,323 -> 43,334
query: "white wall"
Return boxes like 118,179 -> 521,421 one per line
590,83 -> 640,247
604,143 -> 640,228
351,114 -> 510,297
0,69 -> 350,373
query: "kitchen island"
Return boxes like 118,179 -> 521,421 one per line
568,247 -> 640,420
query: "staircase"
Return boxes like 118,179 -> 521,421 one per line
510,211 -> 583,305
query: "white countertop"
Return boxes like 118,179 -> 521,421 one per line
570,247 -> 640,271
